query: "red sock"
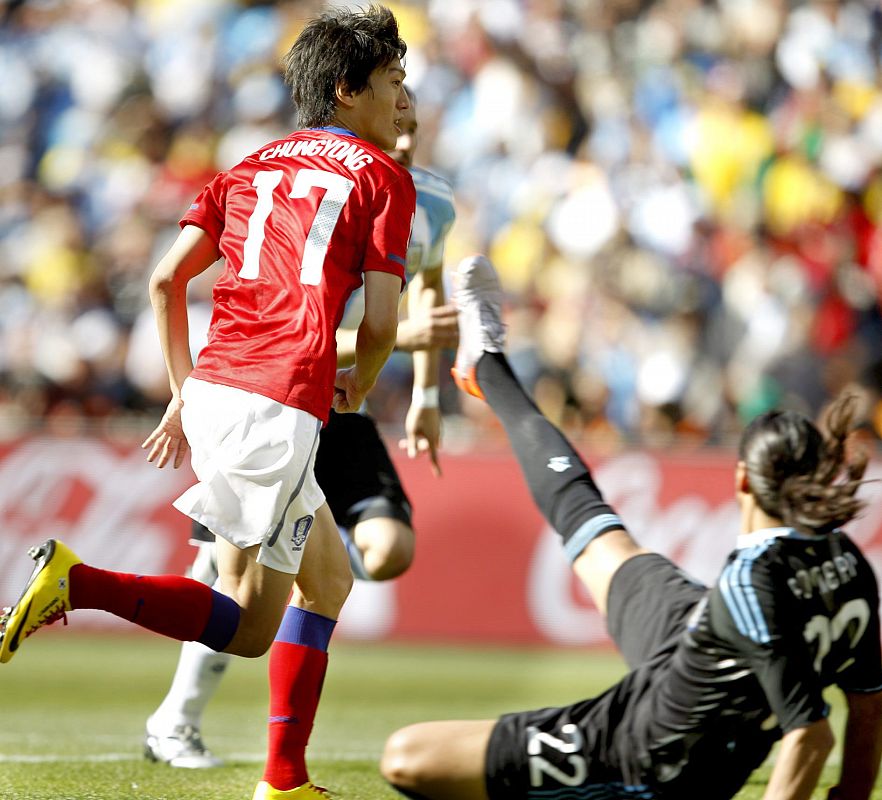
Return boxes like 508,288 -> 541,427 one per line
261,604 -> 336,791
68,564 -> 233,645
262,641 -> 328,790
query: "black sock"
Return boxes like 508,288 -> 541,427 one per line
475,352 -> 624,560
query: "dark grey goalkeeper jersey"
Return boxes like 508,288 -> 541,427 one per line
487,527 -> 882,800
623,527 -> 882,796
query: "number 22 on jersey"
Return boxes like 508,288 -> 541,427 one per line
803,598 -> 870,674
239,168 -> 355,285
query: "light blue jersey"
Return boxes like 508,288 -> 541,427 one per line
405,166 -> 456,280
340,166 -> 456,327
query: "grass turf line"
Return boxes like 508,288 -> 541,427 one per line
0,633 -> 876,799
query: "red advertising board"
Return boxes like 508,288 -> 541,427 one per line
1,437 -> 881,646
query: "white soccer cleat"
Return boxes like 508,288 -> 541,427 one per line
143,723 -> 223,769
451,254 -> 506,400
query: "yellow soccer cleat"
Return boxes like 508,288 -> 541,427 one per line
0,539 -> 81,664
252,781 -> 332,799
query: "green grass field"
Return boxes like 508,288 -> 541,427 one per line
0,632 -> 872,799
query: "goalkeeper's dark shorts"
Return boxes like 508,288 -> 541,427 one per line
485,675 -> 661,800
606,552 -> 707,669
484,554 -> 707,799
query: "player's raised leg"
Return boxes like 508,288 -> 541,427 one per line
380,258 -> 656,800
0,537 -> 248,664
1,458 -> 301,666
452,255 -> 649,616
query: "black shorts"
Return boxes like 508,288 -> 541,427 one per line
313,410 -> 412,529
485,554 -> 707,800
606,553 -> 706,669
190,410 -> 412,543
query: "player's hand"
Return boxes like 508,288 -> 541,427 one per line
332,367 -> 370,413
395,304 -> 459,352
142,396 -> 189,469
399,404 -> 441,476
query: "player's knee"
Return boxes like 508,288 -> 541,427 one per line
225,634 -> 270,658
305,563 -> 354,619
364,530 -> 415,581
357,520 -> 415,581
223,609 -> 281,658
230,639 -> 269,658
381,726 -> 429,791
573,529 -> 650,614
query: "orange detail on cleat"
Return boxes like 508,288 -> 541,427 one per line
450,366 -> 485,400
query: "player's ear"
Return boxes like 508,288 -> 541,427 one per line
335,80 -> 357,109
735,461 -> 751,495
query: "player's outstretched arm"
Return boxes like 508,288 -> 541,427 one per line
396,265 -> 458,354
333,270 -> 400,413
333,277 -> 457,365
400,266 -> 454,475
395,304 -> 459,352
762,718 -> 834,800
142,225 -> 220,469
830,690 -> 882,800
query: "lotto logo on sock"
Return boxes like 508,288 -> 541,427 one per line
291,515 -> 314,550
547,456 -> 572,473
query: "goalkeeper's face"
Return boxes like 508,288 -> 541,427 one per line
390,102 -> 418,168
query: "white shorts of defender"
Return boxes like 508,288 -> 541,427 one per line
173,377 -> 325,575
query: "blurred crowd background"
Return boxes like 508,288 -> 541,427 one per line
2,0 -> 882,449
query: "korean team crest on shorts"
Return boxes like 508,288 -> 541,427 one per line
291,515 -> 314,549
547,456 -> 572,473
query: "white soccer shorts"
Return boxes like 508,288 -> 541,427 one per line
173,377 -> 326,575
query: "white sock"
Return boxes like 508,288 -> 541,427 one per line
147,640 -> 232,733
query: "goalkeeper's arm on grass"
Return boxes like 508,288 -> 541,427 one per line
828,689 -> 882,800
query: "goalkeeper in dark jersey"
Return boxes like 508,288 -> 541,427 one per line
381,255 -> 882,800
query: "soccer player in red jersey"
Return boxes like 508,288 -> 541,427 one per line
142,92 -> 460,770
0,7 -> 414,799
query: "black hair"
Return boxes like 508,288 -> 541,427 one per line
738,393 -> 868,534
282,5 -> 407,129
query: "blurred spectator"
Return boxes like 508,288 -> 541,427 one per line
1,0 -> 881,449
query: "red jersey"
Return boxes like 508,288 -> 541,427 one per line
180,127 -> 415,422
